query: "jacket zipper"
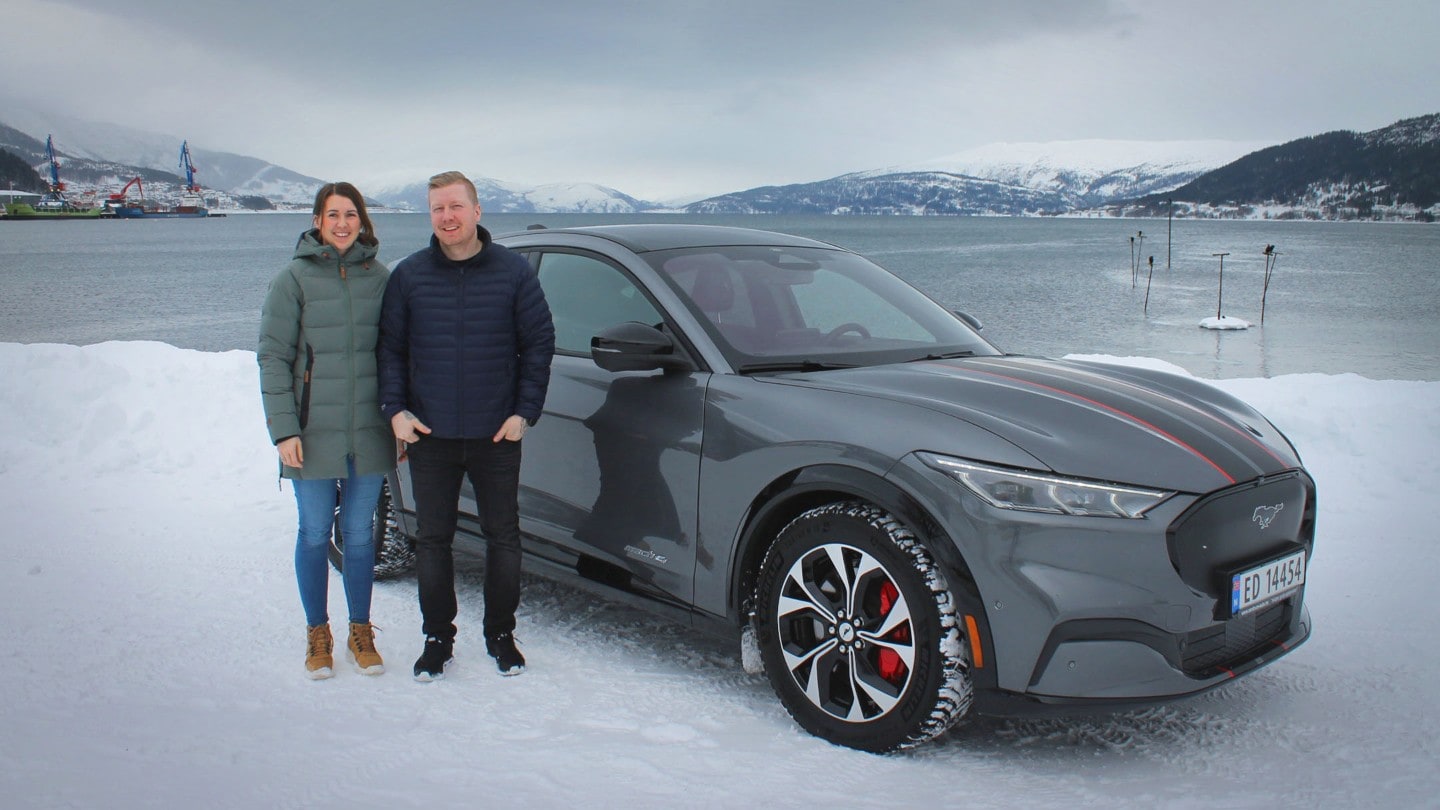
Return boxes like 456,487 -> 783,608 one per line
298,343 -> 315,429
341,263 -> 356,461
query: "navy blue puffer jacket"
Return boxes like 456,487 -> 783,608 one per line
377,226 -> 555,438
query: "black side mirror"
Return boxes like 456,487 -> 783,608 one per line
591,322 -> 691,373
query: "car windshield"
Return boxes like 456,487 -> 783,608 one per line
645,244 -> 999,370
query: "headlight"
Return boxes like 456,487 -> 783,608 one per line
919,454 -> 1173,519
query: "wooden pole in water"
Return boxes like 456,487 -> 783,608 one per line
1213,252 -> 1230,319
1261,245 -> 1279,325
1136,230 -> 1145,284
1144,255 -> 1156,315
1167,198 -> 1173,270
1130,236 -> 1137,287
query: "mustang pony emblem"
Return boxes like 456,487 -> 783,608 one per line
1252,503 -> 1284,530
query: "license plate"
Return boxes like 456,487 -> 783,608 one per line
1231,550 -> 1306,616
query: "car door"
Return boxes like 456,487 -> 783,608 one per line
520,249 -> 705,610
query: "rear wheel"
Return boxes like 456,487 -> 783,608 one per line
328,478 -> 416,580
752,501 -> 972,752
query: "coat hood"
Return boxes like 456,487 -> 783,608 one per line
778,355 -> 1302,493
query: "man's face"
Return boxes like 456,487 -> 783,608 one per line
428,183 -> 482,250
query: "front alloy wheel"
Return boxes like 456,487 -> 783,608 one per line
753,501 -> 972,752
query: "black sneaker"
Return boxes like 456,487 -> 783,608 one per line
486,632 -> 526,676
412,636 -> 453,682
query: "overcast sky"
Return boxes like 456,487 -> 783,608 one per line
4,0 -> 1437,201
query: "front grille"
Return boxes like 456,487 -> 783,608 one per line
1167,471 -> 1315,601
1181,600 -> 1291,675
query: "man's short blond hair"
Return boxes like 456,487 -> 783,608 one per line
428,171 -> 478,204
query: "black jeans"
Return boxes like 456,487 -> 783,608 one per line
406,436 -> 523,643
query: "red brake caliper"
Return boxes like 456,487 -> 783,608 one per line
877,581 -> 909,683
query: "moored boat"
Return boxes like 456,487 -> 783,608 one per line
1,135 -> 104,220
3,196 -> 107,219
110,189 -> 209,218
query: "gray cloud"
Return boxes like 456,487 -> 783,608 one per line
7,0 -> 1438,200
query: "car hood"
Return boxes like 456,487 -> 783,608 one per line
775,355 -> 1302,493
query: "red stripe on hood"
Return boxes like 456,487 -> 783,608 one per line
1030,360 -> 1292,468
925,364 -> 1237,486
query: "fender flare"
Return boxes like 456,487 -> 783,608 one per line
729,465 -> 988,627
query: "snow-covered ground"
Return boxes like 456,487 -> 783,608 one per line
2,341 -> 1437,809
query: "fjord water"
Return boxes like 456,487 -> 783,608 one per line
2,213 -> 1436,380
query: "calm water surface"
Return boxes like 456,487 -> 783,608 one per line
1,213 -> 1436,380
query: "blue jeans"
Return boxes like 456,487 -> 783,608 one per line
293,457 -> 386,627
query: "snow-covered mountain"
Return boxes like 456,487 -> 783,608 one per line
10,98 -> 1431,220
367,177 -> 654,214
874,139 -> 1269,206
1107,113 -> 1440,222
0,105 -> 326,206
686,139 -> 1269,216
1,103 -> 657,212
687,171 -> 1063,216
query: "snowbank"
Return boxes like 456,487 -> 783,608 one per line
2,341 -> 1438,808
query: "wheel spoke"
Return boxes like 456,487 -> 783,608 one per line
860,590 -> 916,672
859,632 -> 916,673
785,638 -> 841,708
781,634 -> 837,676
844,549 -> 885,617
849,652 -> 902,719
821,544 -> 854,613
867,592 -> 913,640
779,568 -> 837,623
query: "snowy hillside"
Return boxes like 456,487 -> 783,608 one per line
878,139 -> 1269,204
0,105 -> 326,205
1115,114 -> 1440,222
368,177 -> 655,214
686,139 -> 1270,216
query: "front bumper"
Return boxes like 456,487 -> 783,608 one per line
890,456 -> 1316,707
1027,601 -> 1310,701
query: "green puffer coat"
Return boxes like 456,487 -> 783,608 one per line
258,230 -> 394,480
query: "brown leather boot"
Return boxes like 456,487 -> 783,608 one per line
305,624 -> 334,680
348,622 -> 385,675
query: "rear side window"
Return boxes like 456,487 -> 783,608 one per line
536,252 -> 664,356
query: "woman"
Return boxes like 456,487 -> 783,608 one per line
259,182 -> 394,679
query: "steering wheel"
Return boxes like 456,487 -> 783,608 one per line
823,322 -> 871,343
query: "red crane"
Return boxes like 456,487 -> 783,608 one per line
109,177 -> 144,203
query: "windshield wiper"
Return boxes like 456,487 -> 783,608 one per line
736,360 -> 856,374
910,350 -> 978,362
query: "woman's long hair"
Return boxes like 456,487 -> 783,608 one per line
311,182 -> 379,247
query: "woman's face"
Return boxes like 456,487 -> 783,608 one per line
314,194 -> 362,253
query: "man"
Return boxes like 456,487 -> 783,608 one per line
378,171 -> 555,681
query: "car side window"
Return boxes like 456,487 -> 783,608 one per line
536,251 -> 664,356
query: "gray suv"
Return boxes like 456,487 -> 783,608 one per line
334,224 -> 1314,752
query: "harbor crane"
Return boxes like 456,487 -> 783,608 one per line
178,140 -> 200,193
43,135 -> 66,193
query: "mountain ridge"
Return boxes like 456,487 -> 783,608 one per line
1117,113 -> 1440,221
4,101 -> 1436,220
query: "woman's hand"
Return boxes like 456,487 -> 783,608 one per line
277,436 -> 303,468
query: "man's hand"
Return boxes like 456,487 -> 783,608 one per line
391,410 -> 432,443
493,414 -> 528,443
277,436 -> 303,468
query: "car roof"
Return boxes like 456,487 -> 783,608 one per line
494,223 -> 845,254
